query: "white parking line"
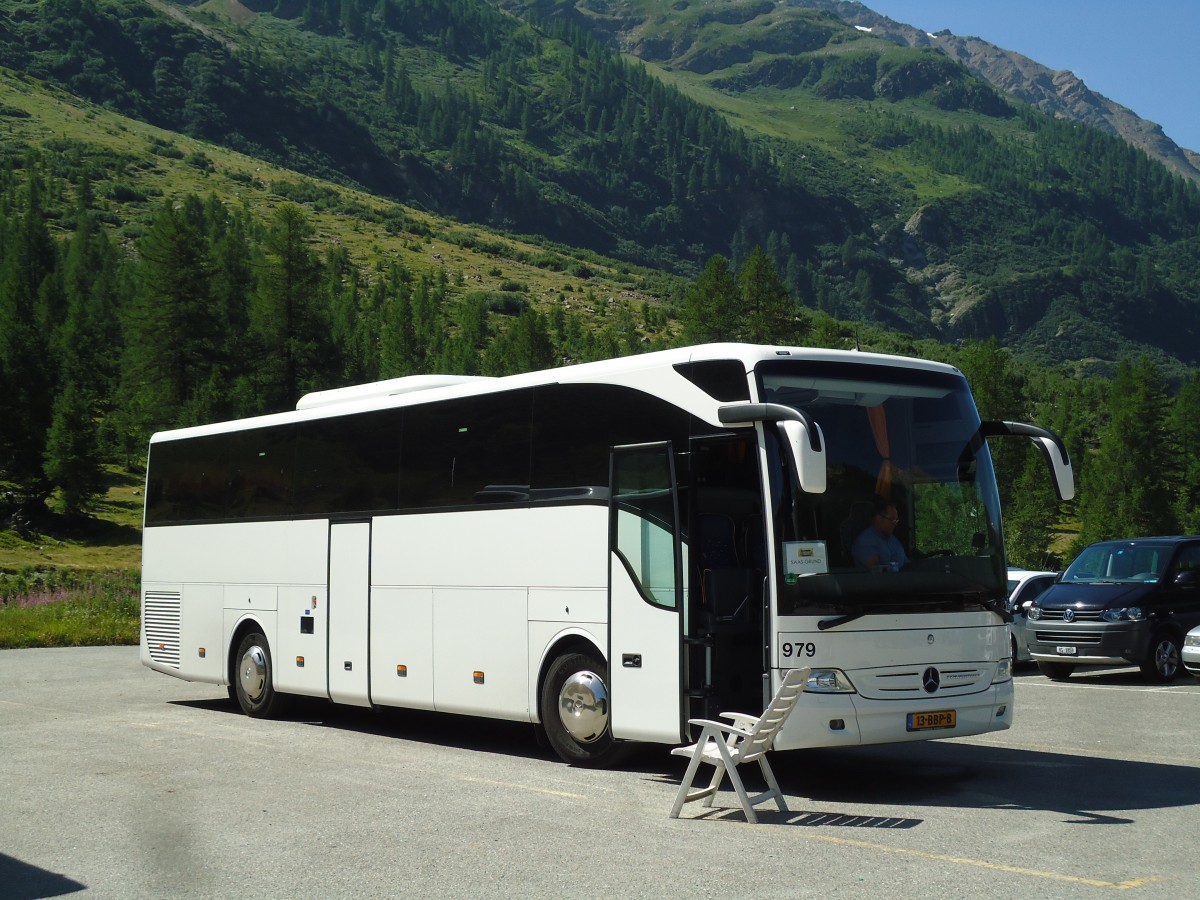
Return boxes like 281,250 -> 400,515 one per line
1018,679 -> 1200,695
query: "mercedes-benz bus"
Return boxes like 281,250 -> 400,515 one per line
140,343 -> 1073,765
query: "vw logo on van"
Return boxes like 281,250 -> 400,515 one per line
922,667 -> 940,693
1063,608 -> 1076,622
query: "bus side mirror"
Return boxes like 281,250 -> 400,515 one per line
778,419 -> 827,495
717,402 -> 827,495
980,420 -> 1075,502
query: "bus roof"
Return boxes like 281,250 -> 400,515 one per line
148,342 -> 964,443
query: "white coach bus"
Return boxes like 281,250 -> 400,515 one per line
140,343 -> 1073,765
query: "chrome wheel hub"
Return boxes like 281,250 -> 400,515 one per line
557,670 -> 608,744
239,645 -> 268,702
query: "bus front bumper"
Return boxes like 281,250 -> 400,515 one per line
771,680 -> 1014,751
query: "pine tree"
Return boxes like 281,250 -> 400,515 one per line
1169,373 -> 1200,534
681,254 -> 738,344
248,203 -> 332,409
957,340 -> 1026,510
44,381 -> 107,515
58,205 -> 124,394
483,308 -> 554,375
1075,358 -> 1177,548
118,196 -> 220,435
0,168 -> 59,503
738,247 -> 795,344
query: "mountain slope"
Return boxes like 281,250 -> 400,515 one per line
826,1 -> 1200,183
1,0 -> 1198,375
497,0 -> 1200,374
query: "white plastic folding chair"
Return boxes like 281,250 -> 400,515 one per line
669,667 -> 809,824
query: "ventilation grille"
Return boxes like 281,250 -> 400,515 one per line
1037,609 -> 1103,622
144,590 -> 182,668
1034,630 -> 1103,645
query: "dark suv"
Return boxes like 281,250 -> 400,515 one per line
1027,537 -> 1200,682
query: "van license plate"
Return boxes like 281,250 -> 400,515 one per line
907,710 -> 956,731
1056,646 -> 1077,655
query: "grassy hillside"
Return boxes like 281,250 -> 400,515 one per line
0,64 -> 676,328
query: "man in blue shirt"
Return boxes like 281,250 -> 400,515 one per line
852,498 -> 908,572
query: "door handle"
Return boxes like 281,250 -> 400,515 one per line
622,653 -> 642,668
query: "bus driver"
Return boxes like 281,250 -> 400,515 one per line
852,497 -> 908,572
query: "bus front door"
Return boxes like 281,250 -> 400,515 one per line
608,443 -> 684,744
686,435 -> 770,723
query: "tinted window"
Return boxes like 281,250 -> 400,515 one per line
146,434 -> 228,524
1174,544 -> 1200,575
147,381 -> 706,524
531,383 -> 692,497
227,426 -> 295,517
399,390 -> 533,509
295,409 -> 403,515
674,360 -> 750,402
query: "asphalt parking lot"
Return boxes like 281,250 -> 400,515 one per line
2,648 -> 1199,899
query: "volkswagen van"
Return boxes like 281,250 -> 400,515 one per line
1026,537 -> 1200,682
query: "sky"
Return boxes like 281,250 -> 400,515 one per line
862,1 -> 1200,153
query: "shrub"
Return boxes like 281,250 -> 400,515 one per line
0,568 -> 140,648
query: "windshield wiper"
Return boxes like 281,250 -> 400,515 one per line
818,610 -> 871,630
985,595 -> 1013,623
818,591 -> 1008,629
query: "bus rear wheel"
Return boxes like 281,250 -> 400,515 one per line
540,651 -> 630,768
233,631 -> 289,719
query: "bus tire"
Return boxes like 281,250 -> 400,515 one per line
233,630 -> 289,719
540,651 -> 630,768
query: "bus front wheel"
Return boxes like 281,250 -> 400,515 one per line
233,631 -> 289,719
540,651 -> 629,768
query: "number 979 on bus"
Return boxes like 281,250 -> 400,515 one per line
779,640 -> 817,659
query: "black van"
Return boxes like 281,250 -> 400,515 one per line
1026,537 -> 1200,682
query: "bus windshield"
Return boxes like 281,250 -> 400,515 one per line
758,360 -> 1006,620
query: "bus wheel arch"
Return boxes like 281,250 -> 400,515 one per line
229,620 -> 290,719
537,641 -> 630,768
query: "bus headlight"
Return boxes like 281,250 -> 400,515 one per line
804,668 -> 856,693
1027,606 -> 1042,621
993,657 -> 1012,683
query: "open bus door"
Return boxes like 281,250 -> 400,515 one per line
685,435 -> 771,726
608,442 -> 684,744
